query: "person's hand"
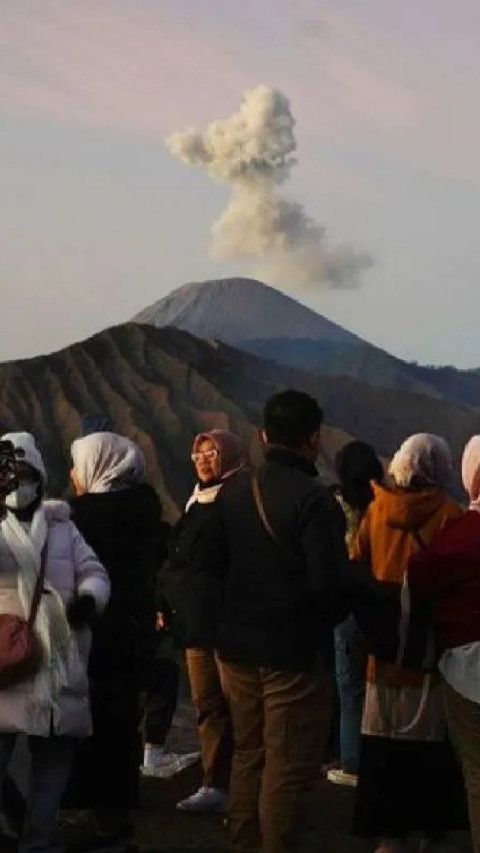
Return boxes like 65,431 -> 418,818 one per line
67,594 -> 96,629
156,612 -> 165,631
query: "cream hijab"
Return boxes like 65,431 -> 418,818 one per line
389,433 -> 453,491
71,432 -> 145,494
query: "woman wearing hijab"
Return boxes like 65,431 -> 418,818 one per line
163,429 -> 247,814
328,441 -> 384,789
351,434 -> 463,853
0,432 -> 109,853
68,432 -> 165,852
408,436 -> 480,853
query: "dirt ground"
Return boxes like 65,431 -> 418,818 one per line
57,689 -> 472,853
8,668 -> 472,850
133,701 -> 473,852
62,699 -> 371,851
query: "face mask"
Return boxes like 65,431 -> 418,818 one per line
5,483 -> 39,510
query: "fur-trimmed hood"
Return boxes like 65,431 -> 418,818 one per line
43,500 -> 71,523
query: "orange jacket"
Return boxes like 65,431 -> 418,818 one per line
352,482 -> 462,686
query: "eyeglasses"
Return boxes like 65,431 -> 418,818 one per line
191,449 -> 219,462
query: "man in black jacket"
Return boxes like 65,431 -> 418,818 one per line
216,390 -> 348,853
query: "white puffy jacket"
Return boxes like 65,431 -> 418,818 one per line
0,500 -> 110,737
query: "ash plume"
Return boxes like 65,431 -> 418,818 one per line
166,86 -> 371,287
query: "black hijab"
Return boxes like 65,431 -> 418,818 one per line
335,440 -> 384,512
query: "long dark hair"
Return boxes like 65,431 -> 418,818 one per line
335,440 -> 384,513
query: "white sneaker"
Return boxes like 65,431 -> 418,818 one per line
327,767 -> 358,788
176,786 -> 228,813
141,751 -> 200,779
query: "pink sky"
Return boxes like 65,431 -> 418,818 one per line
1,0 -> 480,364
2,0 -> 479,180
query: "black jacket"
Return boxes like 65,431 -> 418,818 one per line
162,495 -> 226,649
216,449 -> 348,673
70,483 -> 166,689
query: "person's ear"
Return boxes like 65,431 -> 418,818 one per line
308,429 -> 322,454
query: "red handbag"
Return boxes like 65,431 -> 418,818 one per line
0,548 -> 47,689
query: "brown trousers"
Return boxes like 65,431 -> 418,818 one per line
443,679 -> 480,853
219,660 -> 333,853
186,648 -> 232,790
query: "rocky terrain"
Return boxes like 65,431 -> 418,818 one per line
0,322 -> 479,511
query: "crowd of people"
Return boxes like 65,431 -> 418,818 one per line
0,390 -> 479,853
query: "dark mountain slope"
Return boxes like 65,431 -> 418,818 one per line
0,323 -> 477,512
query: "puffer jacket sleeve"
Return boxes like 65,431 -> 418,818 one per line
69,521 -> 111,612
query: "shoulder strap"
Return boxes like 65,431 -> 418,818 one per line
397,526 -> 436,673
27,546 -> 48,628
411,529 -> 426,550
251,472 -> 299,562
397,528 -> 425,665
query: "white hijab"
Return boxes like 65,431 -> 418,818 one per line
71,432 -> 145,494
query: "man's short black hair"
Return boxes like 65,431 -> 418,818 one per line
263,390 -> 323,448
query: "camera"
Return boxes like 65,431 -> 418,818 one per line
0,440 -> 18,496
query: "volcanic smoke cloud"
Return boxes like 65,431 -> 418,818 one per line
166,86 -> 372,287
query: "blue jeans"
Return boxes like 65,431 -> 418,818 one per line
334,616 -> 367,774
0,733 -> 74,853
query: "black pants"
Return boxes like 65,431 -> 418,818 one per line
323,678 -> 340,764
64,678 -> 141,819
0,734 -> 74,852
144,657 -> 180,746
3,774 -> 25,834
353,735 -> 468,840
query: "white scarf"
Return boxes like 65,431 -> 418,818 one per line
185,482 -> 222,512
1,507 -> 82,706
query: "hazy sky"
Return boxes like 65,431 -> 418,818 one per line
2,0 -> 480,366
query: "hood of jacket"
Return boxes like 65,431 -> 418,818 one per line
371,481 -> 447,532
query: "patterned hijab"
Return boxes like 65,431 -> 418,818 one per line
389,433 -> 453,491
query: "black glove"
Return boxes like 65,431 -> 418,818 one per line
67,594 -> 97,629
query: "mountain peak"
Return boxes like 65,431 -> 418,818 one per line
134,277 -> 361,346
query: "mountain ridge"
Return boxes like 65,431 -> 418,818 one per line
136,277 -> 480,408
135,277 -> 363,346
0,321 -> 477,511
